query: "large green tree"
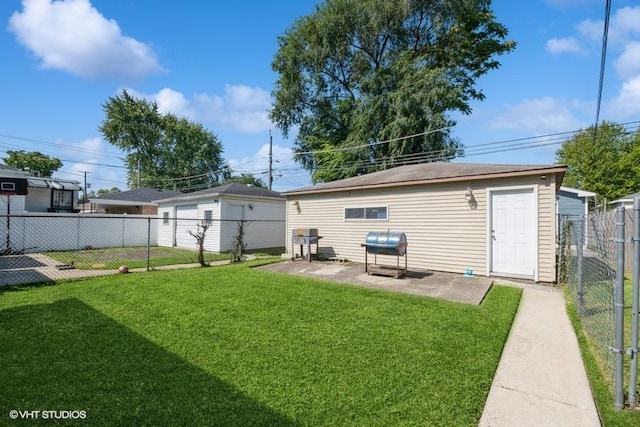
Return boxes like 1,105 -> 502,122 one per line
99,90 -> 230,190
270,0 -> 515,182
2,150 -> 62,178
555,121 -> 640,201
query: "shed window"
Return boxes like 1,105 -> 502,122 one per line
204,210 -> 213,224
163,212 -> 169,225
344,206 -> 387,220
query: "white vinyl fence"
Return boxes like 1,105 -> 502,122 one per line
0,213 -> 158,253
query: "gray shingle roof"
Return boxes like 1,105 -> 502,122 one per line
283,162 -> 567,195
153,182 -> 283,203
93,188 -> 183,203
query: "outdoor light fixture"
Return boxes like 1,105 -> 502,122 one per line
465,187 -> 474,201
248,203 -> 255,210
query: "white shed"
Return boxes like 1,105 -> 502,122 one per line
154,183 -> 285,252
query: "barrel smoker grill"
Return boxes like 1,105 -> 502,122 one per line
362,231 -> 407,278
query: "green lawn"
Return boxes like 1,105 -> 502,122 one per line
0,260 -> 521,426
45,246 -> 231,270
567,295 -> 640,427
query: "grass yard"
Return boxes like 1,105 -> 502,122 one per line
565,272 -> 640,426
567,293 -> 640,427
45,246 -> 231,270
0,260 -> 521,426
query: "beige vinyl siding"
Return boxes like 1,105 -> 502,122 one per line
537,176 -> 557,282
287,174 -> 556,282
287,181 -> 487,275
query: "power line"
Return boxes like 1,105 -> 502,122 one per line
594,0 -> 612,129
293,126 -> 454,156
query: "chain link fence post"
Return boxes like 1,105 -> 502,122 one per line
630,198 -> 640,408
576,217 -> 584,313
614,206 -> 626,409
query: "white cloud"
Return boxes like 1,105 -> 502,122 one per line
153,88 -> 193,118
491,97 -> 586,133
615,41 -> 640,79
228,143 -> 310,191
546,37 -> 585,54
575,6 -> 640,46
609,76 -> 640,119
609,6 -> 640,43
575,19 -> 602,44
8,0 -> 162,80
127,85 -> 273,133
194,85 -> 272,132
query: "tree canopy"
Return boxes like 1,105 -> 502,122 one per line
226,173 -> 267,188
99,90 -> 230,190
2,150 -> 62,178
555,121 -> 640,202
270,0 -> 515,182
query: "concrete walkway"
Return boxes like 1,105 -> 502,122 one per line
479,286 -> 601,426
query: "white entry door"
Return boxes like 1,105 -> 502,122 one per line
491,189 -> 535,277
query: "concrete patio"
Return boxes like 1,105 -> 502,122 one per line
258,260 -> 493,305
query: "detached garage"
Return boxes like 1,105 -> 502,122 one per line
155,183 -> 285,252
283,162 -> 566,283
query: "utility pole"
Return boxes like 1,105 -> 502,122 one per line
268,130 -> 273,190
82,171 -> 91,213
137,157 -> 141,189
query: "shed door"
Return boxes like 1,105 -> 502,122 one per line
175,204 -> 198,248
491,189 -> 535,277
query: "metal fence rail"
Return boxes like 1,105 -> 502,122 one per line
0,214 -> 285,287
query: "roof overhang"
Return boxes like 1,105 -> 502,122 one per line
89,199 -> 157,207
154,193 -> 283,204
27,178 -> 81,191
283,166 -> 567,196
559,186 -> 597,198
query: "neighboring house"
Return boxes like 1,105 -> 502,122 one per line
282,162 -> 567,283
610,192 -> 640,209
0,164 -> 29,214
556,186 -> 597,247
557,186 -> 596,217
88,188 -> 183,214
155,182 -> 285,252
0,164 -> 81,213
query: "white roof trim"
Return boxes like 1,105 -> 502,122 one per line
559,186 -> 596,198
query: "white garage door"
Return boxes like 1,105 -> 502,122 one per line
175,204 -> 198,248
491,189 -> 535,278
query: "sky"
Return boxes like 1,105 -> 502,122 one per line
0,0 -> 639,193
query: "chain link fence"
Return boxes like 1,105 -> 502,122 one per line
0,213 -> 285,287
559,207 -> 640,409
558,211 -> 618,378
